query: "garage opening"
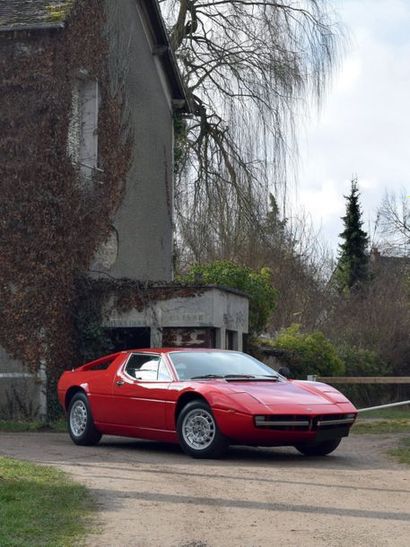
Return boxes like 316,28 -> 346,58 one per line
105,327 -> 151,351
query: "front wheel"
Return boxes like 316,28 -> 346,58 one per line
177,401 -> 229,459
68,392 -> 102,446
295,438 -> 342,456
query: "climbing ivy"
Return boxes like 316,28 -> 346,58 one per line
0,0 -> 130,388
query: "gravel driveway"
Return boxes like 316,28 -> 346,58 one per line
1,432 -> 409,546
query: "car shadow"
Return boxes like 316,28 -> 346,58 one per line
0,431 -> 402,473
93,435 -> 381,471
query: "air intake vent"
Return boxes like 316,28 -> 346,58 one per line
255,415 -> 311,431
254,413 -> 356,431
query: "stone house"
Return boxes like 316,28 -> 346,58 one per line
369,248 -> 410,277
0,0 -> 248,418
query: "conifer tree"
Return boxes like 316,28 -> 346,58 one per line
336,179 -> 369,292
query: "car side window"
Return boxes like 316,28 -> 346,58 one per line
157,359 -> 172,381
124,354 -> 171,382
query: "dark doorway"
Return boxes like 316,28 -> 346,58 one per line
105,327 -> 151,351
225,329 -> 238,350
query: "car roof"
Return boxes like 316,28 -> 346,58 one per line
128,348 -> 236,354
74,348 -> 237,371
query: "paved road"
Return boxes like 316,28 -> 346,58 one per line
1,432 -> 409,546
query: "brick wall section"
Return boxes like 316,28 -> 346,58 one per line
163,328 -> 216,348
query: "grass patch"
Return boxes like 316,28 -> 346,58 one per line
352,406 -> 410,434
353,419 -> 410,434
390,437 -> 410,465
0,456 -> 95,546
352,409 -> 410,464
0,419 -> 67,433
357,407 -> 410,420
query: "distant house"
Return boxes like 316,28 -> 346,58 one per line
0,1 -> 248,418
369,248 -> 410,278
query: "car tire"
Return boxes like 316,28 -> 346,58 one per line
294,438 -> 342,456
68,392 -> 102,446
177,400 -> 229,459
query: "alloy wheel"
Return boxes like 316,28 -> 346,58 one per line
182,408 -> 216,450
69,400 -> 88,437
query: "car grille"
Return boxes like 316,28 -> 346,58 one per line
254,413 -> 356,431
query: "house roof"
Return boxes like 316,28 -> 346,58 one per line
370,251 -> 410,274
139,0 -> 190,112
0,0 -> 190,112
0,0 -> 71,32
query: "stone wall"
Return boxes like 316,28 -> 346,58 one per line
0,348 -> 41,419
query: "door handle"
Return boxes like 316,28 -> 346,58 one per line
116,380 -> 125,386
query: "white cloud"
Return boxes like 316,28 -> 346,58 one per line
295,0 -> 410,252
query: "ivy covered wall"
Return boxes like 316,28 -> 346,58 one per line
0,0 -> 130,387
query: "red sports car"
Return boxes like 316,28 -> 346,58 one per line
58,348 -> 357,458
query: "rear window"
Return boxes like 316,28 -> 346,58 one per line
88,360 -> 112,371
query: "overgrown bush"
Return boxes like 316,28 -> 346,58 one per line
337,345 -> 389,377
335,345 -> 392,407
271,324 -> 345,378
180,261 -> 277,335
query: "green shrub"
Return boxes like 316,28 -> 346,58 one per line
336,345 -> 391,407
180,261 -> 277,335
337,345 -> 389,377
272,324 -> 345,378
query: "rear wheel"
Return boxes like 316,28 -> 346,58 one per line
68,392 -> 102,446
295,438 -> 341,456
177,401 -> 229,459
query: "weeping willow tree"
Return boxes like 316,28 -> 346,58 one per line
160,0 -> 341,263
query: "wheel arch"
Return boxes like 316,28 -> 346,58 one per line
65,386 -> 87,411
175,391 -> 209,424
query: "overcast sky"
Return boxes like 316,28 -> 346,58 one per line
295,0 -> 410,254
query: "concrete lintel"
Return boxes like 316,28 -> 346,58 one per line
105,288 -> 249,334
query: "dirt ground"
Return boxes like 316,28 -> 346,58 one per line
0,432 -> 409,547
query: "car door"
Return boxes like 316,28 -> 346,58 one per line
110,353 -> 173,431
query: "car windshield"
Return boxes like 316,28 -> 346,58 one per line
169,351 -> 279,381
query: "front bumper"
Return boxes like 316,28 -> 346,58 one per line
214,408 -> 357,446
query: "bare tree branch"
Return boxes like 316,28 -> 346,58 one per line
162,0 -> 341,260
377,190 -> 410,256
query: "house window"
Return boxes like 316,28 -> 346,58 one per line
68,78 -> 99,178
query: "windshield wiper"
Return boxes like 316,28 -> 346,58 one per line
223,374 -> 256,379
224,374 -> 279,381
190,374 -> 224,379
190,374 -> 279,381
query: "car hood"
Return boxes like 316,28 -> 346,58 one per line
220,379 -> 353,411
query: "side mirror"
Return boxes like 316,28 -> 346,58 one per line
278,366 -> 291,379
